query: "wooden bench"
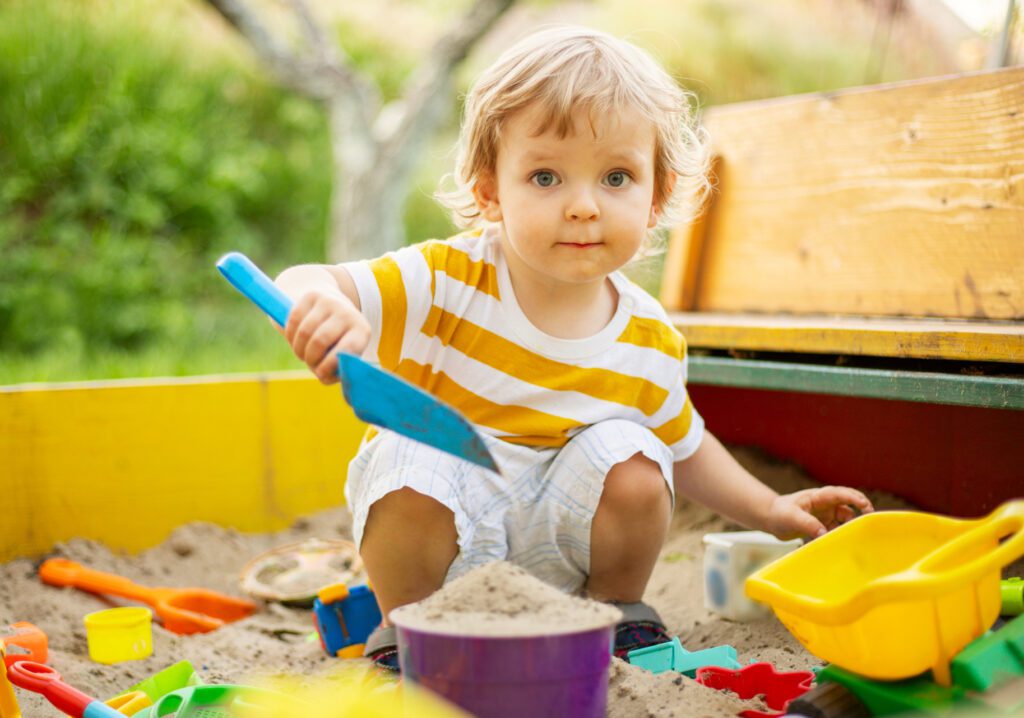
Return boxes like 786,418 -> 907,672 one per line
662,67 -> 1024,516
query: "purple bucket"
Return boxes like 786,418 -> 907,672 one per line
391,612 -> 616,718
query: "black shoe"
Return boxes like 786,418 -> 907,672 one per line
610,601 -> 672,661
364,625 -> 401,676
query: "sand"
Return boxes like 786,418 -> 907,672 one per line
391,562 -> 622,635
0,446 -> 929,716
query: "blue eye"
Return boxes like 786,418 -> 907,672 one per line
531,171 -> 558,188
605,171 -> 630,188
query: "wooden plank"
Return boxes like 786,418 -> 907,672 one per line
671,312 -> 1024,362
660,156 -> 720,311
685,67 -> 1024,320
659,224 -> 692,311
0,373 -> 365,561
688,356 -> 1024,409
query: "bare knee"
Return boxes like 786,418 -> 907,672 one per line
368,487 -> 453,525
600,453 -> 671,518
360,488 -> 457,619
363,487 -> 457,553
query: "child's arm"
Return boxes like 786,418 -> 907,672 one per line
672,431 -> 873,540
273,264 -> 370,384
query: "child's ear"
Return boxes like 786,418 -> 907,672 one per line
472,173 -> 503,223
648,171 -> 677,228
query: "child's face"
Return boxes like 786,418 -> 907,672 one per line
475,103 -> 661,289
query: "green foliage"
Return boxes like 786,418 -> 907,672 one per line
0,302 -> 300,384
0,0 -> 330,361
599,0 -> 943,106
0,0 -> 951,384
333,16 -> 419,103
404,133 -> 459,244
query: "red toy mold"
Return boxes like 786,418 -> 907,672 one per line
696,662 -> 815,718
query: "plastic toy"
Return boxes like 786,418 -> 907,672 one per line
787,612 -> 1024,717
84,607 -> 153,664
5,660 -> 122,717
1002,577 -> 1023,616
696,662 -> 814,718
103,691 -> 151,716
703,531 -> 802,621
132,684 -> 299,717
39,558 -> 256,635
746,499 -> 1024,685
1,622 -> 47,718
239,538 -> 363,606
124,660 -> 202,701
1,623 -> 48,667
627,637 -> 741,677
231,669 -> 470,718
312,583 -> 382,658
0,646 -> 20,718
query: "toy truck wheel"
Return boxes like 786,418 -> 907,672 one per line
786,681 -> 872,718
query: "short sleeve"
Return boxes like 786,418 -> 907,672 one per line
339,243 -> 437,371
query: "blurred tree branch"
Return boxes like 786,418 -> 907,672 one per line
202,0 -> 517,260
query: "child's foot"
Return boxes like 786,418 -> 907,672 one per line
364,625 -> 401,675
609,601 -> 672,661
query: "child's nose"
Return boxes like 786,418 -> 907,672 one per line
565,188 -> 600,221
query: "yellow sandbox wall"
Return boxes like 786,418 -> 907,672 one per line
0,373 -> 366,562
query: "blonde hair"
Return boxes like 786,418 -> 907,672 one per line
438,25 -> 711,240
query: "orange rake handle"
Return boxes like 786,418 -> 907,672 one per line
39,558 -> 256,635
40,559 -> 160,605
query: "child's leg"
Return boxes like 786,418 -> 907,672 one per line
585,452 -> 672,602
360,487 -> 459,621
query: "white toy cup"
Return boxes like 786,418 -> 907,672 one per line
702,531 -> 802,621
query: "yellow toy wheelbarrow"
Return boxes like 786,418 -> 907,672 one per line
746,500 -> 1024,686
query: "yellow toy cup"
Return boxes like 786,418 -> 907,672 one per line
84,607 -> 154,665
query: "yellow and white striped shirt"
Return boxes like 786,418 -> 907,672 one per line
342,227 -> 704,461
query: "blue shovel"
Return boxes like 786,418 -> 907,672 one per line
217,252 -> 499,474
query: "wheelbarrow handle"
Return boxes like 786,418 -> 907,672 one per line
39,559 -> 157,607
912,499 -> 1024,580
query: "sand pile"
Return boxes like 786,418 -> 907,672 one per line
608,660 -> 761,718
392,561 -> 621,635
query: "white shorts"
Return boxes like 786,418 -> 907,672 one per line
345,419 -> 675,594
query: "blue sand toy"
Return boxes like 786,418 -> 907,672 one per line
628,637 -> 741,677
313,583 -> 382,658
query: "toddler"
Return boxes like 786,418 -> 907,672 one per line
273,25 -> 873,671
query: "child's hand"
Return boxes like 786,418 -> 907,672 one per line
283,290 -> 370,384
766,487 -> 874,540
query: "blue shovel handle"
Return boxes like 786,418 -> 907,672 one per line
215,252 -> 293,328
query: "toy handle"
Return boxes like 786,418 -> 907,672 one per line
104,691 -> 152,714
38,559 -> 157,606
5,661 -> 96,717
912,500 -> 1024,583
216,252 -> 293,328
